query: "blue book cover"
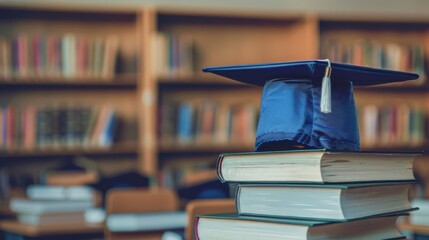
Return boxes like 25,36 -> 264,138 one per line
178,102 -> 193,142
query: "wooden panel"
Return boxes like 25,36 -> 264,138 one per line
106,188 -> 178,214
137,8 -> 159,176
108,231 -> 163,240
105,188 -> 178,240
158,16 -> 318,68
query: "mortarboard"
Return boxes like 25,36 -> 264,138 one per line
203,60 -> 419,152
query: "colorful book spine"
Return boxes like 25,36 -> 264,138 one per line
153,32 -> 199,77
359,104 -> 426,148
161,99 -> 257,146
321,37 -> 426,85
0,104 -> 118,151
0,33 -> 122,80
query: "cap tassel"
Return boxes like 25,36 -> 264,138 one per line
320,59 -> 332,113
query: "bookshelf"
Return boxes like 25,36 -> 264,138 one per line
0,4 -> 143,197
151,9 -> 429,187
1,4 -> 429,185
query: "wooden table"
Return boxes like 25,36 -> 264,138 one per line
400,222 -> 429,235
0,220 -> 104,240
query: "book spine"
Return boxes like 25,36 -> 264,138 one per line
235,185 -> 242,214
193,217 -> 200,240
216,154 -> 226,183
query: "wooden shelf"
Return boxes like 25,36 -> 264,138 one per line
0,142 -> 138,159
361,145 -> 426,153
0,75 -> 137,90
159,142 -> 254,154
355,85 -> 429,93
158,74 -> 251,88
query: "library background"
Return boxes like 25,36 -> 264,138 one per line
0,0 -> 429,239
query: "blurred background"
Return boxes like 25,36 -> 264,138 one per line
0,0 -> 428,239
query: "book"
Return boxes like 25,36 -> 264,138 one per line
217,149 -> 417,183
410,199 -> 429,226
26,185 -> 94,201
236,182 -> 415,221
84,208 -> 106,224
102,36 -> 119,79
195,213 -> 405,240
106,211 -> 186,232
10,198 -> 94,215
17,211 -> 85,226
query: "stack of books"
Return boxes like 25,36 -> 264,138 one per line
195,149 -> 417,239
10,184 -> 96,226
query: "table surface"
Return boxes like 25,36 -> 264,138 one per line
0,220 -> 104,237
400,222 -> 429,235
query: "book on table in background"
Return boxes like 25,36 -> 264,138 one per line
217,149 -> 417,183
17,205 -> 105,225
359,104 -> 425,148
410,199 -> 429,226
0,33 -> 121,80
10,177 -> 100,226
10,198 -> 94,215
236,182 -> 416,221
195,213 -> 406,240
17,211 -> 86,226
106,211 -> 186,232
0,104 -> 118,152
26,185 -> 94,201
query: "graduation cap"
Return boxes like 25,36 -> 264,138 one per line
203,60 -> 419,152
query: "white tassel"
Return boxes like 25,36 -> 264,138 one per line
320,59 -> 332,113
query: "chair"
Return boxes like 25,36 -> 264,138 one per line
185,199 -> 235,240
105,188 -> 179,240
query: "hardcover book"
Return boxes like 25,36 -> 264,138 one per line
195,213 -> 406,240
217,149 -> 417,183
236,182 -> 416,221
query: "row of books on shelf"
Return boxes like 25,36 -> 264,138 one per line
0,104 -> 117,152
321,38 -> 426,85
359,104 -> 426,147
0,34 -> 119,80
153,32 -> 200,78
159,100 -> 257,146
159,99 -> 428,148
